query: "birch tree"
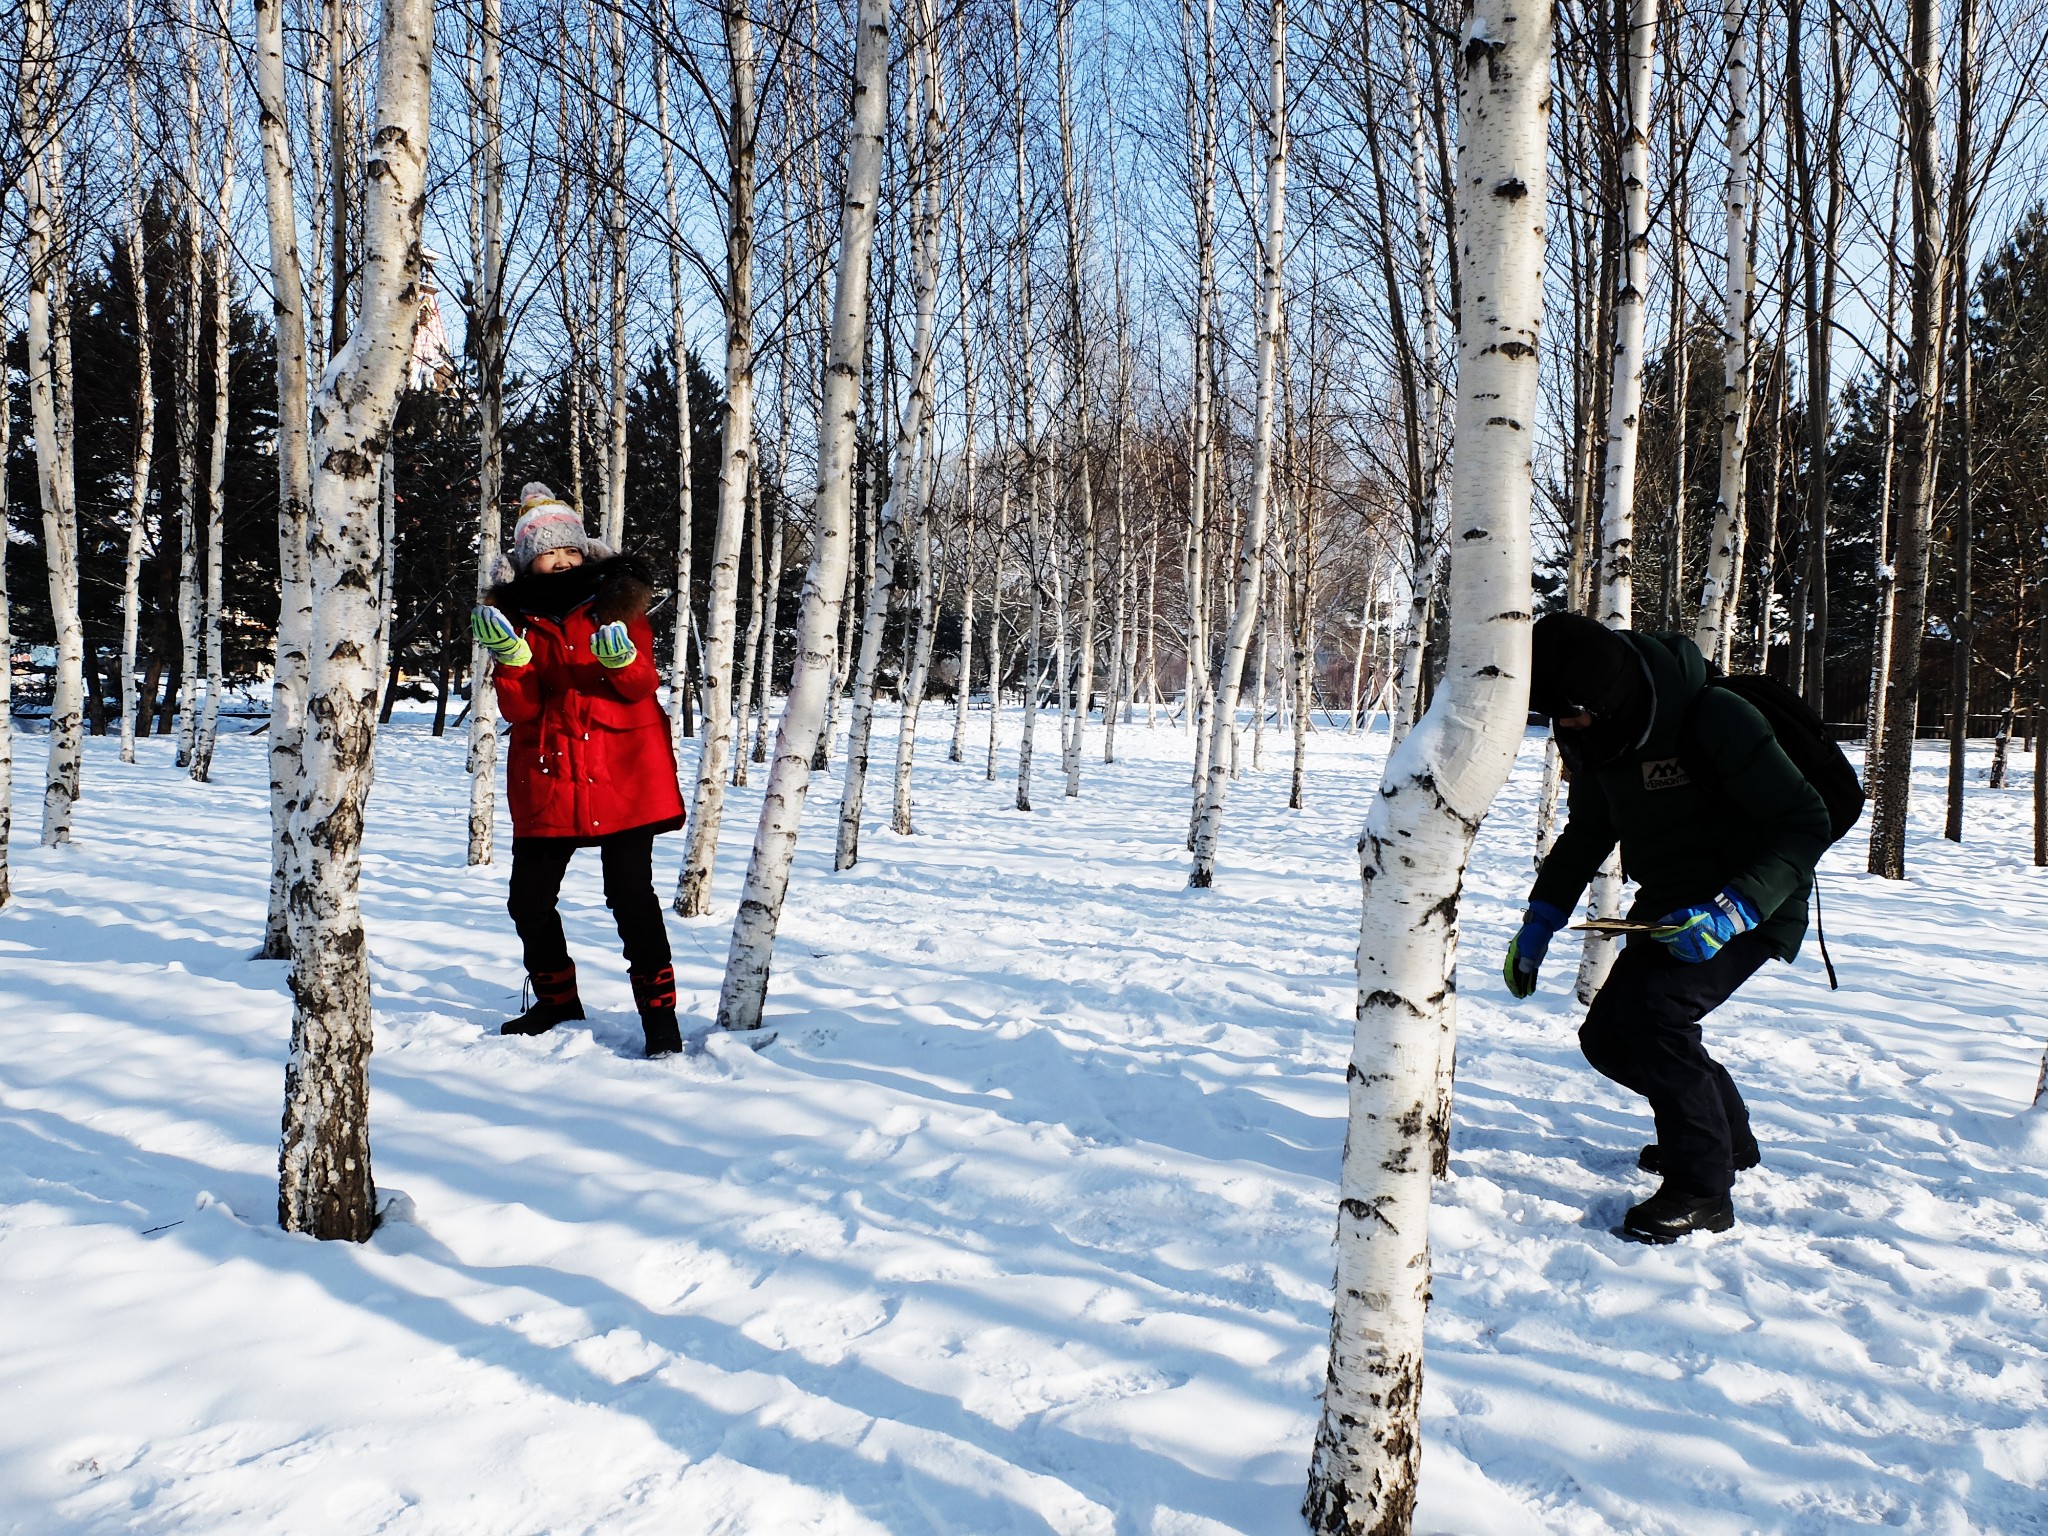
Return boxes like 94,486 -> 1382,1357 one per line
191,24 -> 237,785
1303,0 -> 1548,1520
465,0 -> 507,867
717,0 -> 892,1036
254,0 -> 317,956
1692,0 -> 1753,660
19,0 -> 87,846
1189,0 -> 1288,889
1573,0 -> 1658,1003
1056,0 -> 1097,798
836,2 -> 945,868
278,0 -> 433,1242
654,0 -> 697,748
1867,0 -> 1948,881
676,0 -> 759,917
119,0 -> 157,766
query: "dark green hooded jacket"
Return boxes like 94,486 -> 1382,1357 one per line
1530,632 -> 1832,961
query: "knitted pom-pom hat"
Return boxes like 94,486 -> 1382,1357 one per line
510,482 -> 591,572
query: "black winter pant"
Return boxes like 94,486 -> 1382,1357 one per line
1579,931 -> 1771,1197
507,828 -> 673,978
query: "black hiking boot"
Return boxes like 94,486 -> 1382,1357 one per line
1620,1182 -> 1736,1244
631,964 -> 683,1058
1638,1136 -> 1761,1176
502,963 -> 585,1037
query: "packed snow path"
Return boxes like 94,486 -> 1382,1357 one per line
2,716 -> 2044,1534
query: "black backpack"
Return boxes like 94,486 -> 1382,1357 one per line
1679,667 -> 1864,988
1684,670 -> 1866,844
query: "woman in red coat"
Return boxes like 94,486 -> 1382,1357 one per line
470,484 -> 686,1056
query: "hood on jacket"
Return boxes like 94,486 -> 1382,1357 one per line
1624,630 -> 1711,761
489,552 -> 655,626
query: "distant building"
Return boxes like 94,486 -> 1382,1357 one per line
410,251 -> 458,393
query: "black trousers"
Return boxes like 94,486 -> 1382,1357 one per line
1579,931 -> 1771,1197
507,828 -> 673,978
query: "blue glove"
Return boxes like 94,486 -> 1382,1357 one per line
591,621 -> 637,670
470,605 -> 531,667
1503,899 -> 1570,999
1651,887 -> 1760,964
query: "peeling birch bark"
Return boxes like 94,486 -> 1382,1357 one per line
254,0 -> 316,954
277,0 -> 432,1243
715,0 -> 890,1036
1189,0 -> 1288,889
20,0 -> 86,846
1692,1 -> 1753,662
1304,0 -> 1547,1522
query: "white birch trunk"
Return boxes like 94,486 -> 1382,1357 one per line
20,0 -> 85,845
192,42 -> 236,784
174,0 -> 206,770
0,253 -> 13,902
750,495 -> 786,765
278,0 -> 432,1242
716,0 -> 890,1035
1574,0 -> 1659,1004
951,218 -> 979,767
986,463 -> 1011,779
1011,0 -> 1043,813
602,0 -> 630,552
836,14 -> 944,866
1303,0 -> 1547,1519
1057,3 -> 1096,799
1693,1 -> 1753,660
654,0 -> 696,752
1189,0 -> 1287,889
120,0 -> 157,768
465,0 -> 505,867
676,0 -> 759,917
730,467 -> 767,786
255,0 -> 317,955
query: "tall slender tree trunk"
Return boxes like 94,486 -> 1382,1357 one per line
951,217 -> 980,767
465,0 -> 506,867
676,0 -> 759,916
278,0 -> 432,1242
1303,0 -> 1548,1520
716,0 -> 891,1035
0,241 -> 14,901
20,0 -> 85,846
1943,0 -> 1978,842
192,39 -> 236,784
1867,0 -> 1948,881
730,461 -> 767,787
1056,0 -> 1097,797
174,3 -> 206,771
255,0 -> 316,955
838,12 -> 945,863
1012,0 -> 1045,813
601,0 -> 630,552
1188,0 -> 1287,889
1865,133 -> 1905,780
1694,0 -> 1753,659
654,0 -> 697,746
1576,0 -> 1658,1002
120,0 -> 157,768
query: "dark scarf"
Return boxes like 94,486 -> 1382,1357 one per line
1530,611 -> 1654,774
489,554 -> 654,626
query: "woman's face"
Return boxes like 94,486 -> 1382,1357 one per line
529,546 -> 585,575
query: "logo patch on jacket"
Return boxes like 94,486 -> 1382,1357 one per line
1642,757 -> 1691,791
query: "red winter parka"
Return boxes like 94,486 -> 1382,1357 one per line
488,555 -> 686,844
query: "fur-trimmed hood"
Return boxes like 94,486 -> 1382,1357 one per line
488,552 -> 655,626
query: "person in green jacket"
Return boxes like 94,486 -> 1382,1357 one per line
1502,613 -> 1832,1243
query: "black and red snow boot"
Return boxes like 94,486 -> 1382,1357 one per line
502,963 -> 585,1037
631,965 -> 683,1058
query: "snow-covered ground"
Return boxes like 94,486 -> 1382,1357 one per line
2,709 -> 2043,1535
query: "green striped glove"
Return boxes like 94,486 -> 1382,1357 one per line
470,605 -> 531,668
591,621 -> 637,670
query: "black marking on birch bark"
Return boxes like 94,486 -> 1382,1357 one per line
1490,339 -> 1536,360
1360,988 -> 1425,1018
1486,416 -> 1524,430
1339,1196 -> 1398,1232
1493,177 -> 1528,200
1461,527 -> 1490,540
